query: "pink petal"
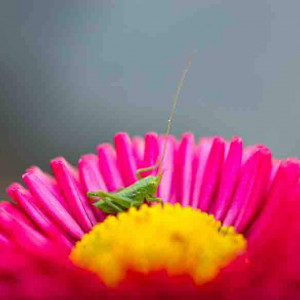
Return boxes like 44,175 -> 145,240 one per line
7,183 -> 72,250
97,143 -> 123,191
23,168 -> 84,240
212,136 -> 243,221
142,132 -> 159,177
223,148 -> 261,227
157,135 -> 177,203
0,246 -> 107,299
176,133 -> 195,206
132,136 -> 145,169
191,137 -> 213,208
79,154 -> 107,192
51,157 -> 97,232
0,201 -> 32,226
249,159 -> 300,241
234,146 -> 272,232
26,166 -> 69,210
0,232 -> 11,246
78,154 -> 106,221
242,145 -> 258,163
0,202 -> 50,252
114,132 -> 137,186
245,162 -> 300,297
197,136 -> 225,212
268,159 -> 281,189
287,177 -> 300,283
224,140 -> 231,158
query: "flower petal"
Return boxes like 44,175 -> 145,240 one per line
212,136 -> 242,221
177,133 -> 195,206
0,202 -> 50,252
7,183 -> 72,250
97,143 -> 123,191
234,146 -> 272,232
192,137 -> 225,211
0,245 -> 107,299
157,135 -> 177,202
23,167 -> 84,240
223,147 -> 261,227
78,154 -> 106,221
26,166 -> 69,209
191,137 -> 213,208
114,132 -> 137,186
132,136 -> 145,169
51,157 -> 97,232
142,132 -> 159,177
0,232 -> 11,246
198,136 -> 225,211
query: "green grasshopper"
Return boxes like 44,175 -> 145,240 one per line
87,57 -> 192,214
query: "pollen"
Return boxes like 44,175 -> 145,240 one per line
70,204 -> 246,287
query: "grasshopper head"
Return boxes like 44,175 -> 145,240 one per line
142,175 -> 161,196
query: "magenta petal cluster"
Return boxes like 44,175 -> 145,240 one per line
0,132 -> 299,298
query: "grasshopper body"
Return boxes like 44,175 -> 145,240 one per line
88,174 -> 163,214
88,56 -> 192,214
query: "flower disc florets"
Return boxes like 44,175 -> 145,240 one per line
71,204 -> 246,287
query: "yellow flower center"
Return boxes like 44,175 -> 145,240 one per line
70,204 -> 246,287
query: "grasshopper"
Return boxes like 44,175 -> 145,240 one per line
87,57 -> 193,214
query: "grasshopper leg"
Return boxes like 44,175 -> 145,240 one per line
146,197 -> 164,206
136,165 -> 158,180
88,190 -> 133,209
95,199 -> 123,213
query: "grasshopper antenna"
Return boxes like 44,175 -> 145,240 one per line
157,54 -> 194,177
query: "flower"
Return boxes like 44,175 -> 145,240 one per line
0,132 -> 299,298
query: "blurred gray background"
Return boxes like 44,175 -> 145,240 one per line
1,0 -> 300,199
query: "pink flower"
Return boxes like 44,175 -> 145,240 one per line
0,132 -> 299,299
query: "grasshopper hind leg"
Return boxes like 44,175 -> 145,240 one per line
87,190 -> 136,213
88,190 -> 124,213
94,198 -> 124,214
